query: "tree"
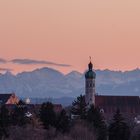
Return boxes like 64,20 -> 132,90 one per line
0,105 -> 10,139
87,105 -> 107,140
109,109 -> 130,140
56,109 -> 70,133
40,102 -> 56,129
0,105 -> 10,127
131,124 -> 140,140
71,95 -> 87,119
11,100 -> 28,126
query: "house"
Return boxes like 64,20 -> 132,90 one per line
0,93 -> 19,105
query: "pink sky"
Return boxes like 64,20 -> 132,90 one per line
0,0 -> 140,74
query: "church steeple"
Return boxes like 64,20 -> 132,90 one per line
85,57 -> 96,79
88,61 -> 93,70
85,58 -> 96,106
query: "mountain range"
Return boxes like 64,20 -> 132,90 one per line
0,67 -> 140,100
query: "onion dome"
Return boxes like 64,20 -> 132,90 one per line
85,61 -> 96,79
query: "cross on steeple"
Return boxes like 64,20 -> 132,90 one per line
88,56 -> 93,70
89,56 -> 91,62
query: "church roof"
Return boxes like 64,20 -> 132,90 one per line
95,95 -> 140,106
85,61 -> 96,79
85,70 -> 96,79
95,95 -> 140,114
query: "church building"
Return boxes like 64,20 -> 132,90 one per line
85,60 -> 140,116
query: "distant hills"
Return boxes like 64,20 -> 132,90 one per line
0,67 -> 140,100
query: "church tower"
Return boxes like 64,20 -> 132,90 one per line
85,59 -> 96,106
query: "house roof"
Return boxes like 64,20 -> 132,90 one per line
0,94 -> 12,104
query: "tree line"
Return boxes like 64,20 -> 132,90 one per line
0,95 -> 139,140
71,95 -> 140,140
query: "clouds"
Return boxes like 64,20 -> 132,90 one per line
0,68 -> 13,72
0,59 -> 11,72
0,58 -> 7,64
11,59 -> 71,67
0,58 -> 71,67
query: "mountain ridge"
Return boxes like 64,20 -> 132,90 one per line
0,67 -> 140,98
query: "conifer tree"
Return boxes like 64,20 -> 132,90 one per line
0,105 -> 10,127
40,102 -> 56,129
71,95 -> 87,119
0,105 -> 10,139
131,124 -> 140,140
56,109 -> 70,133
11,100 -> 28,126
109,109 -> 130,140
87,105 -> 107,140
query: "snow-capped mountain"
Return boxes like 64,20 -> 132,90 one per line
0,67 -> 140,98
